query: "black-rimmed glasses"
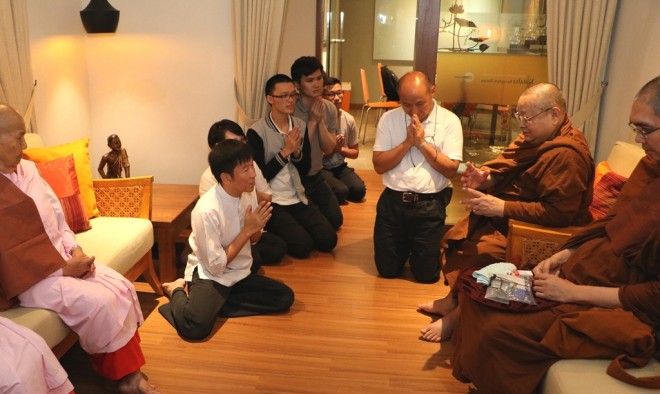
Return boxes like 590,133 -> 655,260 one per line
629,122 -> 660,139
513,107 -> 554,123
323,90 -> 343,98
270,92 -> 300,101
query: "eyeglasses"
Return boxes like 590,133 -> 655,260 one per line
323,90 -> 343,98
270,92 -> 300,101
513,107 -> 554,123
629,122 -> 660,139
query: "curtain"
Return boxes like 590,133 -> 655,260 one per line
233,0 -> 288,128
0,0 -> 37,131
547,0 -> 618,151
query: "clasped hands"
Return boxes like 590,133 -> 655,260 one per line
333,134 -> 345,153
406,114 -> 427,149
244,201 -> 273,235
63,248 -> 95,278
459,162 -> 504,217
309,97 -> 325,124
530,249 -> 576,302
282,125 -> 302,158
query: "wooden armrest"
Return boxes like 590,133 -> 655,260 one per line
93,176 -> 154,219
506,219 -> 580,267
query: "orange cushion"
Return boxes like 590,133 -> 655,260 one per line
593,161 -> 612,188
23,138 -> 98,218
36,155 -> 91,233
589,171 -> 628,220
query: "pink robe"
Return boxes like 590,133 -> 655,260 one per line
4,160 -> 144,354
0,316 -> 73,394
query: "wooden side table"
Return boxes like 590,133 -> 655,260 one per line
151,184 -> 199,282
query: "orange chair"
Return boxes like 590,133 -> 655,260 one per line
358,68 -> 400,143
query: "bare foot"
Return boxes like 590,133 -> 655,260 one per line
118,370 -> 159,394
162,278 -> 186,298
420,307 -> 459,342
417,294 -> 458,316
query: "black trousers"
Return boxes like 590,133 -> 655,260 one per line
373,187 -> 452,283
320,163 -> 367,203
159,268 -> 294,340
266,202 -> 337,258
302,172 -> 343,230
251,231 -> 287,272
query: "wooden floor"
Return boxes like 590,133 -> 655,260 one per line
60,169 -> 473,393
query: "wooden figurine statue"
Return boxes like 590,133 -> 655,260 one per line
98,134 -> 130,178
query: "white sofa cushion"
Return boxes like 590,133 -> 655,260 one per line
607,141 -> 645,178
0,307 -> 68,349
76,216 -> 154,275
0,216 -> 153,349
543,358 -> 660,394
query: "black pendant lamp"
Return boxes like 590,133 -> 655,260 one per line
80,0 -> 120,34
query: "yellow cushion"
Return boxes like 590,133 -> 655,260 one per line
23,138 -> 99,218
593,161 -> 612,187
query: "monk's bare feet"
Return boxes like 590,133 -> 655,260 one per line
417,294 -> 458,316
118,370 -> 159,394
162,278 -> 186,298
420,307 -> 459,342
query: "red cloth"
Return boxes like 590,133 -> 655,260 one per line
442,115 -> 594,285
451,156 -> 660,393
89,331 -> 145,380
0,175 -> 66,310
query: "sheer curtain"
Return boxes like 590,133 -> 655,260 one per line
233,0 -> 288,128
547,0 -> 618,151
0,0 -> 37,131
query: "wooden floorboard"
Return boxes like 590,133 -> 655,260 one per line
60,169 -> 473,393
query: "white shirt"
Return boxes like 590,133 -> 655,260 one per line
199,161 -> 270,197
184,183 -> 256,286
373,101 -> 463,193
323,110 -> 358,169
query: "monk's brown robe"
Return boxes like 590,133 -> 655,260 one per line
451,156 -> 660,394
0,175 -> 66,310
442,116 -> 594,285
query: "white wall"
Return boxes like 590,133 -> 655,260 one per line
278,0 -> 317,75
27,0 -> 92,147
26,0 -> 317,184
596,0 -> 660,161
83,0 -> 235,184
27,0 -> 235,184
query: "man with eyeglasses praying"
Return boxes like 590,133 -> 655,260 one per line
320,76 -> 366,204
418,82 -> 594,343
372,71 -> 463,284
246,74 -> 337,259
291,56 -> 343,230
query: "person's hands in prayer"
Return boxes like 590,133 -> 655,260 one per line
460,188 -> 505,217
243,201 -> 273,235
533,273 -> 577,302
408,114 -> 426,148
283,125 -> 302,158
461,162 -> 491,190
310,97 -> 325,124
334,134 -> 345,153
63,254 -> 96,278
533,249 -> 573,276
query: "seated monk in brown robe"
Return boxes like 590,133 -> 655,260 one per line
449,76 -> 660,393
418,83 -> 595,342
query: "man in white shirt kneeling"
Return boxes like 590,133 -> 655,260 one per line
159,140 -> 294,340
